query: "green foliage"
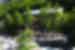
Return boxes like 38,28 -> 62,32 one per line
0,0 -> 75,50
18,27 -> 38,50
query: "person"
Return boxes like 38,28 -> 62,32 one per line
32,16 -> 45,32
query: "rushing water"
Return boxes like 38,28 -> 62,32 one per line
0,36 -> 18,50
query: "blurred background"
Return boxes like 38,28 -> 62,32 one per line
0,0 -> 75,50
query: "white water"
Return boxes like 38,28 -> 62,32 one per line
0,36 -> 18,50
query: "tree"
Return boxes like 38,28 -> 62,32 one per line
0,0 -> 75,50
